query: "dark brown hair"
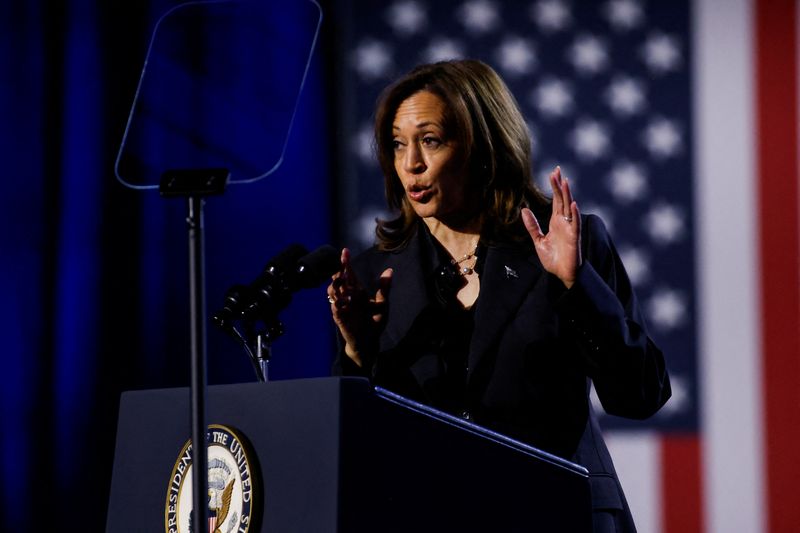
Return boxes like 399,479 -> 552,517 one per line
373,59 -> 548,250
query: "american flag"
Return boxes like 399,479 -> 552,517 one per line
333,0 -> 800,531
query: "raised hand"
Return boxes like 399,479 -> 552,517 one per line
326,248 -> 393,367
521,166 -> 582,288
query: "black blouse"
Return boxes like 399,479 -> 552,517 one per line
380,224 -> 485,417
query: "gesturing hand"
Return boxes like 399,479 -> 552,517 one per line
521,166 -> 582,288
326,248 -> 393,368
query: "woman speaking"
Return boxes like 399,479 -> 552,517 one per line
327,59 -> 671,532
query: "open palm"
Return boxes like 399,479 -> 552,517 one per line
522,167 -> 582,288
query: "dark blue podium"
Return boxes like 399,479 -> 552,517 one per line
106,377 -> 591,532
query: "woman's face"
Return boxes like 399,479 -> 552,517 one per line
392,90 -> 473,224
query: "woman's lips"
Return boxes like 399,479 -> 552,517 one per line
407,186 -> 433,202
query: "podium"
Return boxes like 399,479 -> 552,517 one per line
106,377 -> 592,532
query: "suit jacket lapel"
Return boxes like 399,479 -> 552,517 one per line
468,243 -> 543,379
380,233 -> 428,351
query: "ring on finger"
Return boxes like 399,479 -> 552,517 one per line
563,215 -> 573,223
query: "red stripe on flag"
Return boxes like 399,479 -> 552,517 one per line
661,435 -> 703,533
755,1 -> 800,532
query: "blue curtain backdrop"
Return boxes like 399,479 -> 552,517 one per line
0,2 -> 337,530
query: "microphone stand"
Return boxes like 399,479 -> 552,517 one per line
160,168 -> 229,533
256,333 -> 271,382
254,319 -> 284,382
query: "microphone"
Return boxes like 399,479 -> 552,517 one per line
242,243 -> 311,321
212,243 -> 340,330
295,244 -> 340,288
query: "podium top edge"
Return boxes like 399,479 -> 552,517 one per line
119,376 -> 371,397
375,386 -> 590,477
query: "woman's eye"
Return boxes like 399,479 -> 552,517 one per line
392,139 -> 405,150
422,136 -> 441,147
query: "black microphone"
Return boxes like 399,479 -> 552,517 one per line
212,244 -> 340,329
295,244 -> 340,288
212,243 -> 308,330
243,243 -> 311,321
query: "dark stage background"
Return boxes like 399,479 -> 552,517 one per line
1,1 -> 340,530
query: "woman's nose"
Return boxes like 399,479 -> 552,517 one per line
403,144 -> 426,174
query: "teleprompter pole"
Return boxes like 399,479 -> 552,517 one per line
161,169 -> 229,533
187,195 -> 208,533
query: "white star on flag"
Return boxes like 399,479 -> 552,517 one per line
645,202 -> 684,245
386,1 -> 427,36
646,287 -> 687,330
458,0 -> 500,34
531,78 -> 574,118
568,34 -> 610,75
605,76 -> 647,116
352,39 -> 393,80
496,36 -> 536,75
643,117 -> 682,159
604,0 -> 645,31
570,119 -> 611,159
531,0 -> 572,32
608,160 -> 648,202
641,32 -> 682,74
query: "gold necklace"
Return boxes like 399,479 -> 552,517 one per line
451,242 -> 479,276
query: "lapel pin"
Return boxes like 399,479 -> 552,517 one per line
504,265 -> 518,279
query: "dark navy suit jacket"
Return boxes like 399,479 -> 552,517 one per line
335,211 -> 671,531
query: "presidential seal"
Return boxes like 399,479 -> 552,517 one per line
165,425 -> 258,533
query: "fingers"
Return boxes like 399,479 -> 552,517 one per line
326,283 -> 337,304
375,268 -> 393,304
570,199 -> 581,232
549,166 -> 579,224
521,207 -> 544,241
549,166 -> 564,214
340,247 -> 352,283
328,249 -> 390,316
328,248 -> 354,309
559,168 -> 574,217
